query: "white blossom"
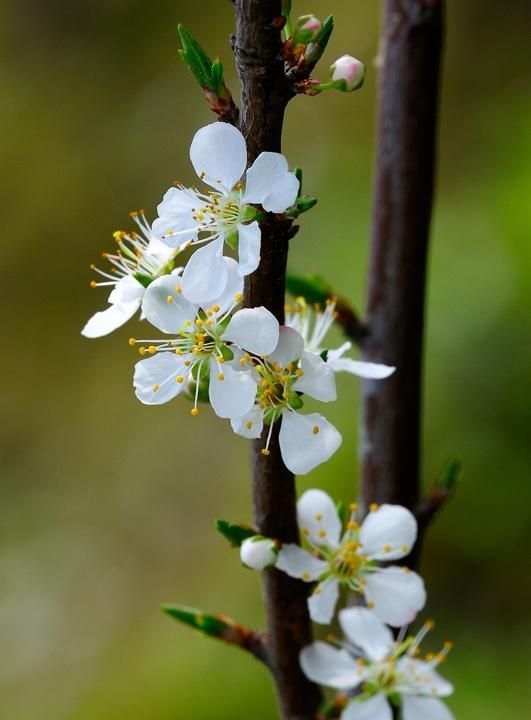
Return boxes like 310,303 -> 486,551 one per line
131,261 -> 279,419
285,297 -> 395,379
153,122 -> 299,305
230,326 -> 342,475
82,212 -> 178,338
276,490 -> 426,625
300,608 -> 455,720
331,55 -> 366,92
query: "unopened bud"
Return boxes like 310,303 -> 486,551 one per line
330,55 -> 365,92
240,536 -> 277,570
293,15 -> 322,44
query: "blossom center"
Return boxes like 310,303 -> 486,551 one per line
254,360 -> 304,421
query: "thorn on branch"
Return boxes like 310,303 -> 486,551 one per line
162,604 -> 271,667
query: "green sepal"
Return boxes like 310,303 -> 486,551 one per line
282,0 -> 292,16
439,458 -> 462,489
178,24 -> 215,90
210,58 -> 227,97
162,605 -> 230,638
215,519 -> 256,547
133,272 -> 154,289
220,344 -> 234,362
304,15 -> 334,69
287,392 -> 304,410
286,271 -> 331,305
336,500 -> 346,524
320,349 -> 329,362
388,692 -> 402,708
296,196 -> 317,214
294,167 -> 303,194
225,227 -> 239,250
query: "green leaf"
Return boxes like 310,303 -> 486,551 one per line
133,272 -> 153,289
304,15 -> 334,69
336,500 -> 346,524
215,519 -> 256,547
295,196 -> 317,214
438,459 -> 462,489
178,24 -> 214,89
294,166 -> 303,194
162,605 -> 230,638
211,58 -> 226,96
286,271 -> 331,305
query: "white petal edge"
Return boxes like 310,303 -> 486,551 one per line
141,275 -> 197,333
297,489 -> 342,549
82,300 -> 141,338
230,407 -> 264,439
279,412 -> 342,475
208,361 -> 257,419
308,577 -> 340,624
133,353 -> 188,405
363,567 -> 427,627
341,694 -> 392,720
181,236 -> 228,305
222,307 -> 279,357
243,152 -> 299,212
359,504 -> 418,561
338,607 -> 394,663
190,122 -> 247,193
293,351 -> 337,401
237,221 -> 261,276
275,544 -> 328,581
299,642 -> 361,690
268,326 -> 305,367
402,696 -> 455,720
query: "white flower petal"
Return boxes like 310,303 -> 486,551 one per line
341,694 -> 392,720
279,412 -> 342,475
237,221 -> 261,276
297,489 -> 342,549
293,351 -> 337,401
108,275 -> 145,305
338,607 -> 394,662
240,537 -> 277,570
141,275 -> 197,333
329,357 -> 396,379
207,257 -> 244,314
268,326 -> 305,367
308,577 -> 340,624
81,300 -> 141,338
363,567 -> 426,627
190,122 -> 247,193
275,543 -> 328,581
181,236 -> 228,304
222,307 -> 279,356
402,696 -> 455,720
243,152 -> 299,212
208,361 -> 257,419
300,642 -> 361,690
396,658 -> 454,698
230,407 -> 264,439
359,504 -> 418,561
133,353 -> 188,405
146,234 -> 176,261
153,186 -> 201,245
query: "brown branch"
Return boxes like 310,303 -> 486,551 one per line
232,2 -> 321,718
360,0 -> 445,553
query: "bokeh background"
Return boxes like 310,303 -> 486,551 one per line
2,1 -> 530,718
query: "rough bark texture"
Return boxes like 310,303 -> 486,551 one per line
361,0 -> 445,525
233,2 -> 321,718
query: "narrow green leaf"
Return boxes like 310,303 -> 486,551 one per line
211,58 -> 226,96
438,459 -> 462,489
162,605 -> 228,638
216,519 -> 256,547
178,24 -> 214,89
304,15 -> 334,68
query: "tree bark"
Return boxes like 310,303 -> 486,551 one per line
233,2 -> 321,718
361,0 -> 445,527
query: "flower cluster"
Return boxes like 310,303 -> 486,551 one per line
83,123 -> 394,475
240,489 -> 455,719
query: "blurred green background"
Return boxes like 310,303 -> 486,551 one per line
2,1 -> 530,718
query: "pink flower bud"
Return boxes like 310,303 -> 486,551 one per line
293,15 -> 322,44
330,55 -> 365,92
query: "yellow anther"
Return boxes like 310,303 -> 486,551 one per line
318,530 -> 327,538
128,337 -> 136,346
89,280 -> 97,288
148,345 -> 157,355
217,355 -> 225,364
402,566 -> 411,573
176,376 -> 184,384
205,319 -> 213,327
295,369 -> 304,377
191,408 -> 199,417
152,384 -> 160,392
425,652 -> 435,662
184,360 -> 191,366
139,347 -> 146,356
349,503 -> 359,511
326,633 -> 335,643
426,619 -> 435,630
384,544 -> 392,553
245,421 -> 253,430
369,503 -> 379,512
282,391 -> 289,399
175,285 -> 182,293
195,318 -> 203,327
347,521 -> 359,530
113,230 -> 125,240
315,514 -> 323,521
401,545 -> 409,553
211,304 -> 220,312
312,425 -> 319,435
175,348 -> 183,355
302,528 -> 309,535
217,373 -> 224,381
444,641 -> 454,650
129,210 -> 139,217
166,295 -> 174,304
234,292 -> 243,302
261,448 -> 270,456
367,601 -> 375,609
302,572 -> 311,580
281,375 -> 290,382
